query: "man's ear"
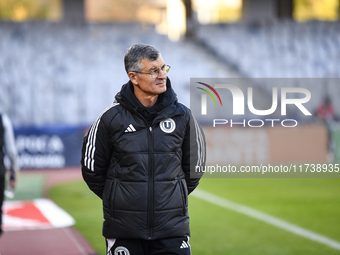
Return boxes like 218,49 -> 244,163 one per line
128,72 -> 138,85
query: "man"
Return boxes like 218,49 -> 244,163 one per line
317,96 -> 334,121
317,96 -> 335,162
0,113 -> 19,236
81,44 -> 205,255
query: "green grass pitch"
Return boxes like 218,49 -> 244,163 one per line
49,178 -> 340,255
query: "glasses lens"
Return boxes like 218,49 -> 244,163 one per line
151,69 -> 159,79
150,65 -> 170,78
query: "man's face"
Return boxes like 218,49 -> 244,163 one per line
131,55 -> 167,97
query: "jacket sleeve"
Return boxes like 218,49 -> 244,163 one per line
182,111 -> 206,194
2,114 -> 20,174
81,114 -> 112,199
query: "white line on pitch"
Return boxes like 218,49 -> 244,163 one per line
191,189 -> 340,250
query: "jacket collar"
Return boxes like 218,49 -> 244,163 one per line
115,77 -> 185,123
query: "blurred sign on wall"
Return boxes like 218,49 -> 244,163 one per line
14,126 -> 85,169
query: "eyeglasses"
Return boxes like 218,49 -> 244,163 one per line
132,65 -> 171,79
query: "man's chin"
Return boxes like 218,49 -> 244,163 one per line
156,85 -> 167,94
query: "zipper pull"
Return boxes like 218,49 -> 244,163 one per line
149,127 -> 152,132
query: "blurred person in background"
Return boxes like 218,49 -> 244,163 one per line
0,113 -> 19,236
317,95 -> 335,121
81,44 -> 205,255
317,95 -> 335,162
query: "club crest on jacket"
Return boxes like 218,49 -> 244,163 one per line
160,118 -> 176,133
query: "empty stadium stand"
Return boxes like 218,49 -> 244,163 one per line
0,21 -> 232,126
0,20 -> 339,126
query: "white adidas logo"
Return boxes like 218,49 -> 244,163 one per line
124,124 -> 136,133
180,240 -> 190,249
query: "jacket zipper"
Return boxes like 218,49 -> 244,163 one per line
147,126 -> 154,239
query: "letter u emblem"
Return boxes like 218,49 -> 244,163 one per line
160,118 -> 176,133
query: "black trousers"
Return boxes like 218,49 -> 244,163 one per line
106,236 -> 191,255
0,175 -> 4,236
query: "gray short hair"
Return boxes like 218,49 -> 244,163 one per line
124,44 -> 160,74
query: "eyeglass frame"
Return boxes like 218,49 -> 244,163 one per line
131,65 -> 171,79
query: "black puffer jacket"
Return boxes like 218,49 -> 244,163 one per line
81,78 -> 205,240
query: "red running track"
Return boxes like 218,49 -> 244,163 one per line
0,168 -> 98,255
0,227 -> 97,255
